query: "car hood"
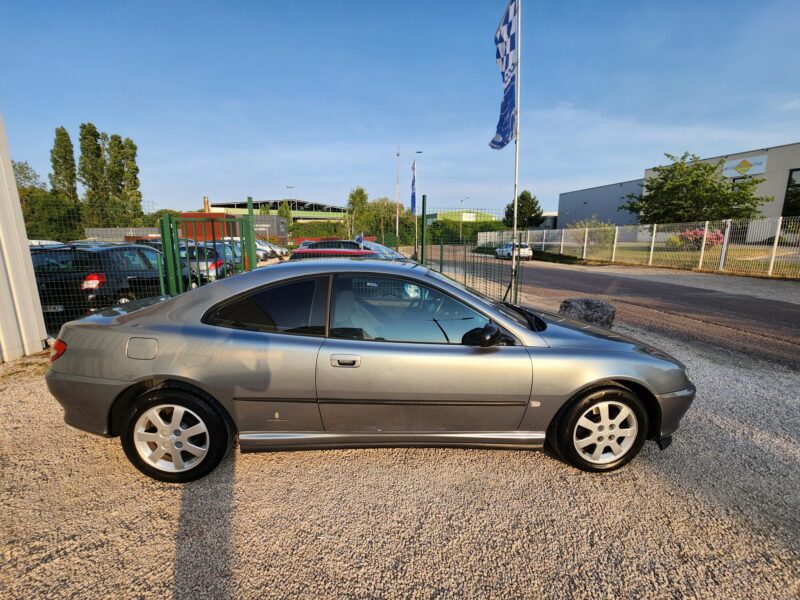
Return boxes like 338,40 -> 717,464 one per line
529,309 -> 683,365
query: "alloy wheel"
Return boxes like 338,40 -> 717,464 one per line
133,404 -> 209,472
573,400 -> 638,465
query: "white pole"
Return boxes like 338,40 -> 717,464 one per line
509,0 -> 522,299
648,223 -> 658,266
698,221 -> 709,270
582,227 -> 588,259
768,217 -> 783,276
611,226 -> 618,263
719,219 -> 732,271
560,228 -> 565,255
541,228 -> 546,252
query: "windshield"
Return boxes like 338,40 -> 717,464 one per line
425,269 -> 538,330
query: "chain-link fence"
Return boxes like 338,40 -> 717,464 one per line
27,213 -> 271,337
476,216 -> 800,279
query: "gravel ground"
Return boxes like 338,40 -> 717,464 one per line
2,329 -> 799,599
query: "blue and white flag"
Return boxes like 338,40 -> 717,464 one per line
489,0 -> 518,150
410,160 -> 417,215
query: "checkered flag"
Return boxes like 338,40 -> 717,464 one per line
489,0 -> 519,150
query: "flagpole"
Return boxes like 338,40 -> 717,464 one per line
395,146 -> 400,244
510,0 -> 521,302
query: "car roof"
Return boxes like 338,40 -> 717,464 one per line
31,243 -> 155,253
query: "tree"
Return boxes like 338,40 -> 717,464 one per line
259,203 -> 271,215
620,152 -> 772,223
277,200 -> 292,222
503,190 -> 544,228
121,137 -> 143,225
344,186 -> 369,238
78,123 -> 108,227
143,209 -> 179,227
12,160 -> 78,242
49,126 -> 78,205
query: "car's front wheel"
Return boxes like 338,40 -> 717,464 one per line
553,387 -> 648,472
121,388 -> 233,483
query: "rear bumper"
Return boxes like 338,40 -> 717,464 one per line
655,385 -> 696,438
45,369 -> 131,437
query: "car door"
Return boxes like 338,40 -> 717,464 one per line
316,274 -> 532,432
113,248 -> 160,299
202,276 -> 329,432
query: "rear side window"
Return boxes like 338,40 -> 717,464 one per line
205,277 -> 328,335
114,249 -> 149,270
31,250 -> 97,273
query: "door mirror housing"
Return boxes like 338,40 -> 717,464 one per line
462,322 -> 504,347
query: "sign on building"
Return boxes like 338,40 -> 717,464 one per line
722,154 -> 767,178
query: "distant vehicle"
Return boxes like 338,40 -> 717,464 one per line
263,241 -> 288,257
29,239 -> 63,247
359,240 -> 406,260
289,247 -> 379,260
495,242 -> 533,260
253,239 -> 276,261
297,240 -> 316,249
307,240 -> 363,250
30,244 -> 193,334
46,259 -> 695,482
181,244 -> 239,281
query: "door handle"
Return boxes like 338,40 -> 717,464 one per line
330,354 -> 361,368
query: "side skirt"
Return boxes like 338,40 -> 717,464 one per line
238,431 -> 546,452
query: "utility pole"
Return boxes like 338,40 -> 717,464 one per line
395,147 -> 400,241
459,196 -> 470,242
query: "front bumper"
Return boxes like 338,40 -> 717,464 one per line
654,385 -> 696,438
45,369 -> 131,437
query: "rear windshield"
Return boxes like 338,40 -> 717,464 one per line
186,247 -> 219,260
31,250 -> 98,273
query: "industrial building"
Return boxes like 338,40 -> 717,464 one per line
211,199 -> 346,222
558,141 -> 800,226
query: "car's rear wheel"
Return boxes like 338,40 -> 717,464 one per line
554,387 -> 648,472
121,388 -> 233,483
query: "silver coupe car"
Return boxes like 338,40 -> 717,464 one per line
46,260 -> 695,482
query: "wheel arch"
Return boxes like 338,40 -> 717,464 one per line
548,377 -> 661,441
108,377 -> 236,437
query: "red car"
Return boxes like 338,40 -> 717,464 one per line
289,247 -> 379,260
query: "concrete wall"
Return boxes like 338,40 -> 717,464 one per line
557,179 -> 643,227
0,114 -> 48,362
644,142 -> 800,218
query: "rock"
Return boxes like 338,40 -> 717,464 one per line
558,298 -> 616,329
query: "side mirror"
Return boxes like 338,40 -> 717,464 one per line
462,322 -> 504,347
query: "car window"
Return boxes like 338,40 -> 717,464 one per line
31,250 -> 97,273
114,249 -> 150,270
330,275 -> 489,344
205,277 -> 327,335
139,247 -> 162,268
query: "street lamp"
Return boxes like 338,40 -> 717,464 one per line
286,186 -> 294,203
459,196 -> 470,242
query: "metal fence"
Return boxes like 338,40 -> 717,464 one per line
476,216 -> 800,278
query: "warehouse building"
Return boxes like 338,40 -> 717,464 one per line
558,141 -> 800,226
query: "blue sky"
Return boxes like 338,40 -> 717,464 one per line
2,0 -> 799,213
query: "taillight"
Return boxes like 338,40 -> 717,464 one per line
81,273 -> 106,290
50,338 -> 67,362
214,259 -> 224,269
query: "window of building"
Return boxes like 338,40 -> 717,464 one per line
204,277 -> 327,335
783,169 -> 800,217
330,275 -> 488,344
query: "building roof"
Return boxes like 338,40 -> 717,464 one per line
212,199 -> 346,212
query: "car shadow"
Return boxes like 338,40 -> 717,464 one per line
172,441 -> 236,599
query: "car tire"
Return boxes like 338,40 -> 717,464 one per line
120,388 -> 233,483
554,386 -> 648,473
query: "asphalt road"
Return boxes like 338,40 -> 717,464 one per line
518,262 -> 800,368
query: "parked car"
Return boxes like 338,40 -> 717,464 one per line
495,242 -> 533,260
359,240 -> 407,260
181,243 -> 239,281
307,240 -> 363,250
253,239 -> 276,261
46,259 -> 695,482
31,244 -> 185,334
289,247 -> 379,260
263,241 -> 289,257
297,240 -> 315,248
